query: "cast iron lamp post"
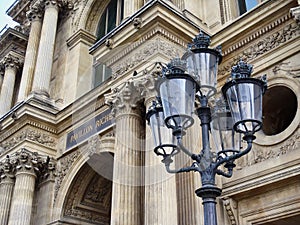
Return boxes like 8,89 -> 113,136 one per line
146,32 -> 267,225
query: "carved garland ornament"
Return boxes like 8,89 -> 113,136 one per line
219,21 -> 300,77
0,128 -> 57,153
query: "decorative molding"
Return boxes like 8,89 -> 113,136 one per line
237,128 -> 300,168
111,36 -> 183,79
219,20 -> 300,77
223,197 -> 238,225
222,13 -> 292,56
0,127 -> 57,153
105,26 -> 186,68
272,61 -> 300,78
54,149 -> 80,202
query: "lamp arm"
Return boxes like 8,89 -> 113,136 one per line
216,167 -> 233,178
177,137 -> 195,158
165,161 -> 201,174
215,138 -> 253,168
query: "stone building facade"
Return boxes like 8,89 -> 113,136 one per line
0,0 -> 299,224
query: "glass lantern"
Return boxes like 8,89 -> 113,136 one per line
146,100 -> 179,157
182,31 -> 222,98
222,60 -> 267,134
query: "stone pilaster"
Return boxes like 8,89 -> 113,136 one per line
0,55 -> 21,116
31,0 -> 60,97
17,6 -> 43,102
0,156 -> 15,225
8,149 -> 38,225
105,81 -> 143,225
135,68 -> 179,225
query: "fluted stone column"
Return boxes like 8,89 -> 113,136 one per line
106,82 -> 143,225
8,150 -> 38,225
0,55 -> 21,116
32,0 -> 59,97
135,71 -> 179,225
0,156 -> 15,225
17,7 -> 43,102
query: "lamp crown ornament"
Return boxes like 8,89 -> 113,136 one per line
231,59 -> 253,79
163,57 -> 187,75
192,30 -> 211,48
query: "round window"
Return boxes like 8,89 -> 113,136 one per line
262,86 -> 297,135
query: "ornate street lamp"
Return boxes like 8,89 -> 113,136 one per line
146,32 -> 267,225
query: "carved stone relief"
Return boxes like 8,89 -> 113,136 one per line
219,19 -> 300,77
237,127 -> 300,168
0,127 -> 57,153
63,163 -> 111,224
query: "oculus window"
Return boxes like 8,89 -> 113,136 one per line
262,86 -> 297,136
96,0 -> 124,40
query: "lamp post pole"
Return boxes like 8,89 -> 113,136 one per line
146,32 -> 267,225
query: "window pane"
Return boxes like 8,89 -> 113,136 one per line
94,64 -> 112,87
245,0 -> 258,11
107,0 -> 117,33
96,12 -> 107,39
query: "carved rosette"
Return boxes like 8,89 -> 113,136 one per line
105,81 -> 143,118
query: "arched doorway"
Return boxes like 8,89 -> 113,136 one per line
62,157 -> 113,225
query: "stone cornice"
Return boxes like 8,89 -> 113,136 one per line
66,29 -> 96,50
0,27 -> 28,60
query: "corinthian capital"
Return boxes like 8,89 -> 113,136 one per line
105,81 -> 142,117
0,155 -> 15,183
1,54 -> 22,71
27,5 -> 43,21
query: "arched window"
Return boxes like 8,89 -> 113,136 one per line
96,0 -> 124,40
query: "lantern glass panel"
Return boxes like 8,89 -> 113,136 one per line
159,77 -> 195,130
183,51 -> 219,97
211,112 -> 242,153
225,81 -> 264,133
149,110 -> 177,156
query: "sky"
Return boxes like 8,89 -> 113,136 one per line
0,0 -> 19,33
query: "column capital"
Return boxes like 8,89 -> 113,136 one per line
0,156 -> 15,184
1,54 -> 22,72
133,62 -> 162,107
27,6 -> 43,22
105,81 -> 143,117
